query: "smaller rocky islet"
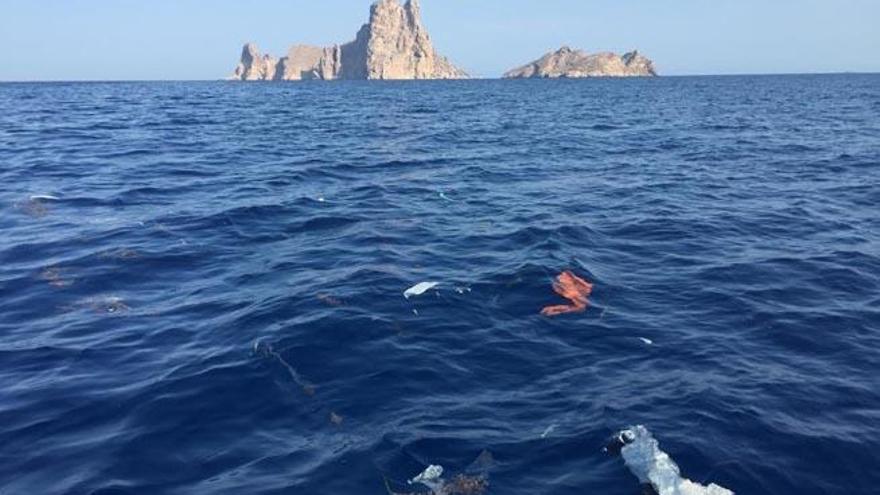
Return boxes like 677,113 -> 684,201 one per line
503,46 -> 657,79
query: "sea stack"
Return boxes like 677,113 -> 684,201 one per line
504,46 -> 658,78
232,44 -> 278,81
231,0 -> 467,81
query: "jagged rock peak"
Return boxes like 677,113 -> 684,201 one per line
231,0 -> 466,81
504,46 -> 658,79
231,43 -> 278,81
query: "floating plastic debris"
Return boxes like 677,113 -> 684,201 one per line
40,266 -> 74,289
540,424 -> 557,438
391,453 -> 492,495
29,194 -> 60,201
253,340 -> 316,397
404,282 -> 440,299
410,465 -> 444,491
442,475 -> 489,495
613,426 -> 734,495
541,271 -> 594,317
100,297 -> 129,314
639,337 -> 654,345
317,294 -> 345,307
329,411 -> 344,426
17,198 -> 50,218
60,296 -> 129,315
81,297 -> 129,314
454,286 -> 472,295
385,451 -> 494,495
439,192 -> 455,202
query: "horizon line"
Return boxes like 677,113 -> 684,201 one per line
1,71 -> 878,84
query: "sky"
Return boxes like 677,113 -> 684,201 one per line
1,0 -> 879,81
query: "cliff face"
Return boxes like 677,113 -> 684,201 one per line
504,47 -> 657,78
231,0 -> 467,81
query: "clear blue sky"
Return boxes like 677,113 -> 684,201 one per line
1,0 -> 878,80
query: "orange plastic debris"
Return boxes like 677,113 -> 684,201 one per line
541,271 -> 593,316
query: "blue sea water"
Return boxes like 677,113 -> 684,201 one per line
0,75 -> 878,495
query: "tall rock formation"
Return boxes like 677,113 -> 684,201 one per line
232,44 -> 278,81
504,47 -> 658,79
231,0 -> 467,81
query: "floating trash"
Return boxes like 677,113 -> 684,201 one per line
639,337 -> 654,345
17,197 -> 50,218
410,465 -> 444,491
29,195 -> 61,201
70,296 -> 130,314
388,451 -> 493,495
40,266 -> 74,289
329,412 -> 343,425
317,294 -> 345,307
404,282 -> 440,299
60,296 -> 129,315
610,426 -> 734,495
541,270 -> 593,317
253,340 -> 316,397
442,475 -> 490,495
540,424 -> 557,438
97,297 -> 130,314
329,411 -> 344,426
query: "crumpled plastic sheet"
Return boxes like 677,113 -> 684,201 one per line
541,271 -> 594,316
618,426 -> 734,495
404,282 -> 440,299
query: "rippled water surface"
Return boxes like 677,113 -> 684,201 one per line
1,76 -> 879,494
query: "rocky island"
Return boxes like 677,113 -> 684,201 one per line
231,0 -> 467,81
504,46 -> 657,78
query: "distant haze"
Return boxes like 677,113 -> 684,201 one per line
1,0 -> 878,81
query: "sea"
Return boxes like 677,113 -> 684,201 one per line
0,75 -> 878,495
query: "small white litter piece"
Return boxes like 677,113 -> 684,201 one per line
439,192 -> 455,202
30,195 -> 60,201
409,465 -> 444,491
454,286 -> 472,295
404,282 -> 440,299
619,426 -> 734,495
540,424 -> 558,438
639,337 -> 654,345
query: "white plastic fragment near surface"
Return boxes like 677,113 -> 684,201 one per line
404,282 -> 440,299
30,195 -> 61,201
620,426 -> 734,495
409,464 -> 444,491
639,337 -> 654,345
